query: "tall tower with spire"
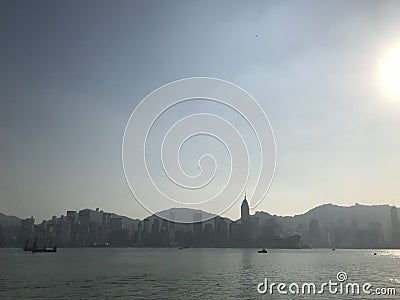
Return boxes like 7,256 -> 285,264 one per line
240,193 -> 250,222
240,193 -> 251,246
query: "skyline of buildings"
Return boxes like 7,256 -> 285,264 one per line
1,198 -> 400,249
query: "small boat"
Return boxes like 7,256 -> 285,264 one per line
258,248 -> 268,253
332,248 -> 336,251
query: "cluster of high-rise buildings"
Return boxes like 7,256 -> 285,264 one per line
12,200 -> 400,249
16,196 -> 301,248
131,195 -> 300,248
306,218 -> 386,248
18,208 -> 130,247
132,196 -> 298,248
300,206 -> 400,248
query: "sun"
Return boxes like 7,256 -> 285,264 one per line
378,43 -> 400,98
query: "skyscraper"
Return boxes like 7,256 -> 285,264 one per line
390,206 -> 400,247
309,219 -> 321,247
241,195 -> 250,222
193,213 -> 203,246
213,216 -> 228,246
240,194 -> 251,246
391,206 -> 400,233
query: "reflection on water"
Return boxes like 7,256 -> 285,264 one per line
376,249 -> 400,258
0,248 -> 400,299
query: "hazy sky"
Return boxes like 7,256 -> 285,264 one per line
1,0 -> 400,222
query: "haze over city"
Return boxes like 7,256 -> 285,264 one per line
1,1 -> 400,222
3,2 -> 400,299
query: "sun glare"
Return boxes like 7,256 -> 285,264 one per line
378,43 -> 400,99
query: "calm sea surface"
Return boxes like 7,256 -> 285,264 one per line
1,248 -> 400,299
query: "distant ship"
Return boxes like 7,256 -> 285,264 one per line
178,246 -> 190,249
22,237 -> 57,253
31,246 -> 57,253
260,234 -> 302,249
92,242 -> 110,247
